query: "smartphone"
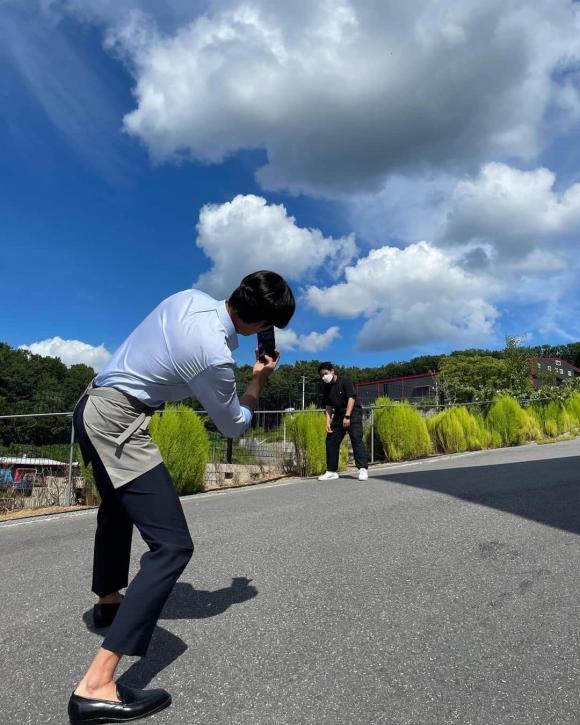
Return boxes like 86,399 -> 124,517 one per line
257,327 -> 277,362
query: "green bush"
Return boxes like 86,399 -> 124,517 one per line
374,397 -> 431,462
529,400 -> 574,438
485,396 -> 540,446
566,392 -> 580,427
149,404 -> 209,494
428,407 -> 487,454
287,407 -> 348,476
472,412 -> 502,449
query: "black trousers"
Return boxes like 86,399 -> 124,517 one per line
74,396 -> 194,657
326,415 -> 368,472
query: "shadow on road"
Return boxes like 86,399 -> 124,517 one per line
81,576 -> 258,687
160,576 -> 258,619
376,455 -> 580,535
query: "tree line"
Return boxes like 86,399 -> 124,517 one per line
1,339 -> 580,444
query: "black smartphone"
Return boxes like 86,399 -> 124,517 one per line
257,327 -> 277,362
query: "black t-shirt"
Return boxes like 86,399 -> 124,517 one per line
322,375 -> 361,420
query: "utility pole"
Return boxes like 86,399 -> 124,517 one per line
301,376 -> 306,410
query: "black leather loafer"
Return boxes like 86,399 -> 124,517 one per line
68,683 -> 171,723
93,601 -> 122,628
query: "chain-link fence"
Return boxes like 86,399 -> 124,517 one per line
0,412 -> 81,515
0,408 -> 310,514
1,398 -> 544,515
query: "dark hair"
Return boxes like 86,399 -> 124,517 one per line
228,271 -> 295,328
318,362 -> 334,374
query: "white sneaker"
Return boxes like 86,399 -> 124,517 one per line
358,468 -> 368,481
318,471 -> 339,480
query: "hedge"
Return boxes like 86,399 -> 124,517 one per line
149,404 -> 209,494
287,407 -> 348,476
373,397 -> 431,462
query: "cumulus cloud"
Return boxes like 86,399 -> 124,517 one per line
194,194 -> 356,297
305,242 -> 499,351
98,0 -> 580,196
437,163 -> 580,260
19,337 -> 111,369
276,326 -> 341,353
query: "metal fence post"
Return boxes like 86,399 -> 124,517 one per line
370,407 -> 374,464
67,415 -> 75,505
283,417 -> 286,452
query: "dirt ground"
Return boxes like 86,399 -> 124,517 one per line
0,504 -> 94,522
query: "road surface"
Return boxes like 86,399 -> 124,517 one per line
2,439 -> 580,724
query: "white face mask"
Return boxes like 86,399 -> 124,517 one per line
322,373 -> 334,384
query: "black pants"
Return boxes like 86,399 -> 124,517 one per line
326,415 -> 368,472
74,396 -> 194,657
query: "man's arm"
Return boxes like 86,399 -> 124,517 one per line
343,378 -> 357,427
189,354 -> 277,439
189,364 -> 253,439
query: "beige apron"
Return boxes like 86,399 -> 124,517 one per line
81,382 -> 163,489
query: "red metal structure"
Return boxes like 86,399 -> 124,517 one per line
356,356 -> 580,404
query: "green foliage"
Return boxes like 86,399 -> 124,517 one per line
529,400 -> 575,438
427,407 -> 488,454
373,397 -> 431,462
286,408 -> 327,476
503,336 -> 534,398
437,355 -> 507,403
149,405 -> 209,494
0,343 -> 94,446
485,396 -> 540,446
566,392 -> 580,426
287,407 -> 347,476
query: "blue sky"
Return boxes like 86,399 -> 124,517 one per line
2,1 -> 580,370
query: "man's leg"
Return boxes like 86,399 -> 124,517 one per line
73,397 -> 192,706
92,488 -> 133,600
74,396 -> 133,603
326,426 -> 346,472
101,463 -> 194,658
74,463 -> 192,706
349,418 -> 369,469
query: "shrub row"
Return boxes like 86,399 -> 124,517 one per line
113,393 -> 580,491
286,406 -> 348,476
370,392 -> 580,462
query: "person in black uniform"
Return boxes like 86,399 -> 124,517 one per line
317,362 -> 368,481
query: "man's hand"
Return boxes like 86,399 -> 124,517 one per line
240,350 -> 280,413
342,418 -> 351,429
253,348 -> 279,382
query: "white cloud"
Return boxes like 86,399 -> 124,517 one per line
305,241 -> 499,351
276,326 -> 341,353
19,337 -> 111,369
437,163 -> 580,259
99,0 -> 580,196
429,162 -> 580,339
194,194 -> 356,297
346,172 -> 455,246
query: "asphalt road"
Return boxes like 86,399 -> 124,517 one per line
2,440 -> 580,725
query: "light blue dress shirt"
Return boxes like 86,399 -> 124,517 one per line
95,290 -> 253,438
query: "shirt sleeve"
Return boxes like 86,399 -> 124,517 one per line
188,363 -> 253,438
343,377 -> 357,399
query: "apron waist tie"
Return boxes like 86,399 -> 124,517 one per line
83,381 -> 160,447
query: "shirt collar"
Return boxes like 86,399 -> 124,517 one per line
218,300 -> 239,351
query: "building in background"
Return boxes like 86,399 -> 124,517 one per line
529,356 -> 580,389
355,372 -> 439,405
355,356 -> 580,405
